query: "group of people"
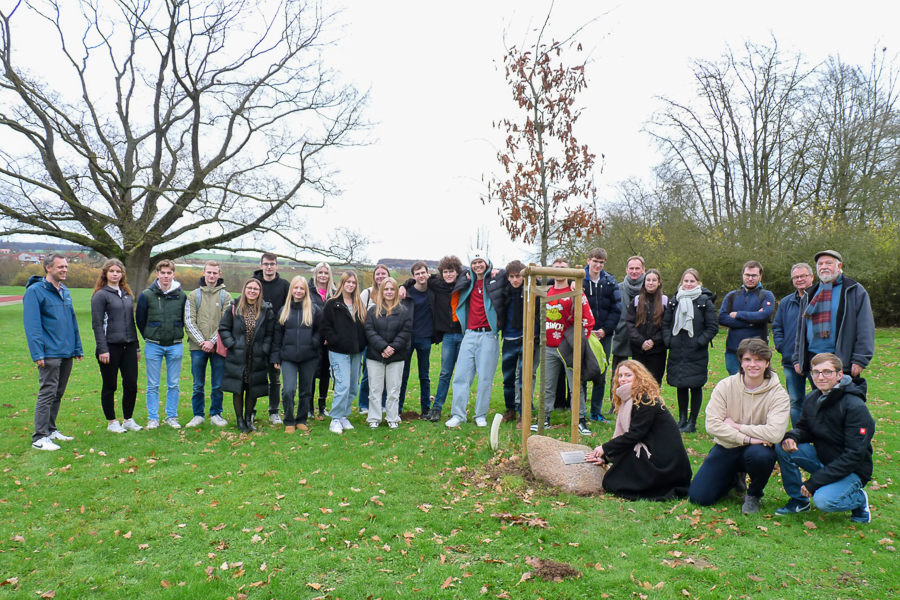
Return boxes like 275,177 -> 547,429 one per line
22,247 -> 878,523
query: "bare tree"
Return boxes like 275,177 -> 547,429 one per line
0,0 -> 368,277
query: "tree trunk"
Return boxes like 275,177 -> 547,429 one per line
125,247 -> 155,290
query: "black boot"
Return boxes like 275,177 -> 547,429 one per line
677,413 -> 688,429
246,413 -> 257,432
680,420 -> 696,433
236,418 -> 248,433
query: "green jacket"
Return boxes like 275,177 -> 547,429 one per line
136,279 -> 187,346
185,277 -> 233,351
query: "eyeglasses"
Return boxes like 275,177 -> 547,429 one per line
744,274 -> 760,279
811,370 -> 838,378
262,262 -> 277,267
792,274 -> 812,280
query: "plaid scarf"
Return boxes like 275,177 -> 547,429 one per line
805,280 -> 836,339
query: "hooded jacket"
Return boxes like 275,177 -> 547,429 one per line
453,258 -> 507,332
718,284 -> 776,351
791,276 -> 875,374
136,279 -> 187,346
783,375 -> 874,492
91,285 -> 139,354
23,275 -> 84,361
185,277 -> 233,352
705,371 -> 791,448
253,270 -> 291,318
582,266 -> 621,336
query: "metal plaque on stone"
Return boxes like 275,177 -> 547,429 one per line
560,451 -> 586,465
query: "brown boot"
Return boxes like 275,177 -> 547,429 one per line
501,409 -> 517,423
284,425 -> 296,434
296,423 -> 309,432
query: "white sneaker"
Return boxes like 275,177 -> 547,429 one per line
32,436 -> 60,451
445,416 -> 464,428
210,415 -> 228,427
474,417 -> 488,427
186,416 -> 205,428
164,417 -> 181,429
122,418 -> 143,431
360,408 -> 369,415
49,430 -> 74,442
270,414 -> 283,425
107,421 -> 127,434
323,408 -> 330,417
329,420 -> 344,434
146,419 -> 160,430
388,422 -> 399,430
369,421 -> 379,429
339,417 -> 354,430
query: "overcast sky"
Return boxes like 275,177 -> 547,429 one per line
306,0 -> 900,268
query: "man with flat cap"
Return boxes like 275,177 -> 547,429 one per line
792,250 -> 875,392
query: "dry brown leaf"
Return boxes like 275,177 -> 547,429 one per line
160,580 -> 172,588
138,544 -> 149,550
40,592 -> 55,599
517,572 -> 532,585
441,576 -> 453,589
306,583 -> 322,590
803,521 -> 817,529
123,531 -> 132,539
205,567 -> 215,577
232,569 -> 245,578
12,535 -> 24,543
681,590 -> 690,597
0,578 -> 18,587
748,575 -> 764,582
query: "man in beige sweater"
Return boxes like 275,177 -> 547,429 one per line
689,338 -> 790,514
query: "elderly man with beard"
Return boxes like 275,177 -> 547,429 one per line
792,251 -> 875,394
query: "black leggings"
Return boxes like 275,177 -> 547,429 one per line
312,349 -> 331,410
98,341 -> 139,421
676,387 -> 704,422
233,384 -> 257,421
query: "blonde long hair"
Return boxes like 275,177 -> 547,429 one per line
612,360 -> 664,412
313,262 -> 336,297
236,279 -> 263,319
280,276 -> 314,327
375,278 -> 400,317
330,270 -> 366,322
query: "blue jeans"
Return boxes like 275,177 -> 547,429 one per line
501,338 -> 523,411
328,351 -> 362,420
399,336 -> 432,413
433,332 -> 463,413
724,351 -> 740,376
190,350 -> 225,417
145,342 -> 183,420
449,330 -> 500,422
776,443 -> 867,512
782,367 -> 808,427
689,443 -> 777,505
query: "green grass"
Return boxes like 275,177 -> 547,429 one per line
0,287 -> 897,599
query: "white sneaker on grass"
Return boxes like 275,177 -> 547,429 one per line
164,417 -> 181,429
360,408 -> 369,415
270,414 -> 283,425
369,421 -> 379,429
122,419 -> 143,431
445,416 -> 464,428
145,419 -> 160,430
474,417 -> 488,427
329,420 -> 344,434
49,430 -> 74,442
32,437 -> 60,451
186,416 -> 205,428
108,421 -> 127,433
339,417 -> 354,430
388,422 -> 399,430
210,415 -> 228,427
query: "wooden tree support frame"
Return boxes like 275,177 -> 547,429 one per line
521,263 -> 586,451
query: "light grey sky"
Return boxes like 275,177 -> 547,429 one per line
310,0 -> 900,267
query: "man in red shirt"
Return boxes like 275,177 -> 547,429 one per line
533,257 -> 595,435
445,250 -> 508,427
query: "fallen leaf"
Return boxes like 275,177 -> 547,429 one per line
748,575 -> 765,582
12,535 -> 24,543
123,531 -> 132,539
0,578 -> 18,587
803,521 -> 817,529
517,572 -> 532,585
441,576 -> 453,589
307,583 -> 322,590
40,592 -> 55,599
138,544 -> 149,550
161,580 -> 172,588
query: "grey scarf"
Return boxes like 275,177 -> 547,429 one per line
672,285 -> 702,337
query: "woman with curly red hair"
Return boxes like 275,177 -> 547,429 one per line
586,360 -> 692,500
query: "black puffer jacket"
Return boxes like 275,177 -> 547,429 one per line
783,376 -> 875,493
321,297 -> 367,355
219,303 -> 275,398
365,304 -> 413,364
91,286 -> 139,354
661,291 -> 718,388
625,296 -> 668,355
271,302 -> 321,364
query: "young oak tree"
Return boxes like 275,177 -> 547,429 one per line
485,15 -> 602,433
0,0 -> 368,278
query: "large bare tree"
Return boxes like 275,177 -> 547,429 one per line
0,0 -> 368,277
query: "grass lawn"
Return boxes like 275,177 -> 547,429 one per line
0,286 -> 896,599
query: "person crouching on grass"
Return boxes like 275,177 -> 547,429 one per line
364,278 -> 413,429
272,276 -> 321,434
586,360 -> 692,501
774,352 -> 875,523
219,279 -> 274,433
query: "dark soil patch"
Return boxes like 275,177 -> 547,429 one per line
400,410 -> 423,421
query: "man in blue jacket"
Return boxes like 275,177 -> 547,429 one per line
581,248 -> 620,420
772,262 -> 814,426
792,250 -> 875,395
23,253 -> 83,451
718,260 -> 776,375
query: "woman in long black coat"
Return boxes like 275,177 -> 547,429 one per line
625,268 -> 668,385
586,360 -> 692,501
219,278 -> 275,433
661,268 -> 719,433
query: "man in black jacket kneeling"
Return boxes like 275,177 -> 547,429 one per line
775,352 -> 875,523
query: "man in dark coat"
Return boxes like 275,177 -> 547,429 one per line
581,248 -> 621,420
253,252 -> 291,424
775,353 -> 875,523
772,262 -> 814,426
718,260 -> 776,376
